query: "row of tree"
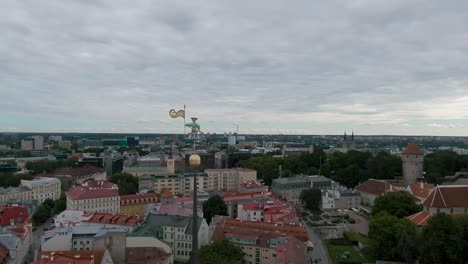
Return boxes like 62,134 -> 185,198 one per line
238,147 -> 468,188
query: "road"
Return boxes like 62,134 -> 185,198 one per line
31,218 -> 54,260
305,223 -> 331,264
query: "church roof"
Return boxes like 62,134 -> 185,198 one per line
402,142 -> 423,155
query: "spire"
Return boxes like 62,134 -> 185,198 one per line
352,130 -> 354,141
344,131 -> 347,141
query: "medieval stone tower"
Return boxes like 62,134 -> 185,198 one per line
402,142 -> 424,184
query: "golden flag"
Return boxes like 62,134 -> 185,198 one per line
169,109 -> 185,118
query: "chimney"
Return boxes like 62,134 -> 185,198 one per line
420,181 -> 423,189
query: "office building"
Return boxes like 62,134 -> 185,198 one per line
66,181 -> 120,213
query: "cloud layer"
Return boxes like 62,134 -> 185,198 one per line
1,0 -> 468,135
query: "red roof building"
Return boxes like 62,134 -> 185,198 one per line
406,182 -> 435,202
66,181 -> 120,214
120,193 -> 159,215
86,212 -> 144,227
0,206 -> 29,227
33,250 -> 112,264
355,179 -> 395,206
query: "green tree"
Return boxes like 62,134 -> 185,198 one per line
300,189 -> 322,212
421,213 -> 464,264
32,204 -> 50,225
202,195 -> 228,224
456,215 -> 468,263
372,191 -> 421,219
366,151 -> 402,180
199,239 -> 245,264
368,212 -> 418,261
52,192 -> 67,215
110,173 -> 138,195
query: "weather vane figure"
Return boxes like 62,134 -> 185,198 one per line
185,117 -> 201,139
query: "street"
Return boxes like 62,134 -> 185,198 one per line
31,218 -> 54,260
305,223 -> 331,264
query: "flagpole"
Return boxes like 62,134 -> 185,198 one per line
184,105 -> 186,138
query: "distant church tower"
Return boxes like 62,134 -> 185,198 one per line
342,131 -> 356,152
402,142 -> 424,184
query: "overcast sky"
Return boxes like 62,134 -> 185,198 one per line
1,1 -> 468,135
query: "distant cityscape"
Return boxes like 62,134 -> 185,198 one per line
0,131 -> 467,263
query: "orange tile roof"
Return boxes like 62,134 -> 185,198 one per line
66,181 -> 118,200
407,183 -> 435,199
120,193 -> 159,203
402,142 -> 424,155
33,250 -> 106,264
160,188 -> 173,199
407,211 -> 432,226
219,219 -> 308,242
422,185 -> 468,208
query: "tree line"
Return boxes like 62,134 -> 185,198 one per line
369,191 -> 468,263
237,147 -> 468,188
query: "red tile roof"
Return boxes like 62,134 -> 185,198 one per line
407,183 -> 435,199
120,193 -> 159,204
54,164 -> 105,178
422,185 -> 468,208
407,211 -> 432,226
0,206 -> 29,226
160,188 -> 173,199
66,181 -> 118,200
356,179 -> 392,196
276,236 -> 307,264
86,212 -> 144,227
218,219 -> 308,242
402,142 -> 424,155
33,250 -> 106,264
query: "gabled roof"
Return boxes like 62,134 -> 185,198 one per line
402,142 -> 424,155
66,181 -> 118,200
407,211 -> 432,226
34,250 -> 106,264
422,185 -> 468,208
355,179 -> 391,196
407,183 -> 435,199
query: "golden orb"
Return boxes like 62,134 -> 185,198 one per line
189,154 -> 201,168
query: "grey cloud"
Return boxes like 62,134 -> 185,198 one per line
0,0 -> 467,135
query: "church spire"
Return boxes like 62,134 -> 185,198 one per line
352,130 -> 354,141
344,131 -> 347,141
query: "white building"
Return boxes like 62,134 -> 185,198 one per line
20,177 -> 61,203
66,181 -> 120,213
204,168 -> 257,192
130,213 -> 209,262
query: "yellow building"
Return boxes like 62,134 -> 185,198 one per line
120,193 -> 159,215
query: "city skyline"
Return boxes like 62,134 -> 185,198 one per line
2,1 -> 468,136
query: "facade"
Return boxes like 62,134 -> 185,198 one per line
0,186 -> 32,203
271,177 -> 309,204
401,142 -> 424,184
32,136 -> 45,150
211,218 -> 308,264
130,213 -> 209,262
120,193 -> 159,215
138,173 -> 208,196
125,237 -> 173,264
342,132 -> 356,152
355,179 -> 394,206
66,181 -> 120,213
41,225 -> 127,263
20,177 -> 61,203
205,168 -> 257,191
239,180 -> 269,194
21,140 -> 33,151
321,187 -> 361,210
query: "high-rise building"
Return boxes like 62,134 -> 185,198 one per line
32,136 -> 44,150
21,140 -> 33,151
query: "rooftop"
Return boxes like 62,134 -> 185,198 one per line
26,177 -> 61,187
131,213 -> 203,237
402,142 -> 424,155
120,192 -> 159,202
87,212 -> 144,227
34,250 -> 107,264
205,168 -> 256,172
422,185 -> 468,208
240,180 -> 267,189
53,164 -> 105,178
273,176 -> 309,185
160,188 -> 173,199
407,183 -> 435,199
66,181 -> 118,200
355,179 -> 392,196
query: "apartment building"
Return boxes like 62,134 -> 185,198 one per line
0,186 -> 32,203
138,173 -> 208,197
130,213 -> 209,262
66,181 -> 120,213
204,168 -> 257,192
20,177 -> 61,203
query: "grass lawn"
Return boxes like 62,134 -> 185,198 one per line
325,240 -> 365,264
344,231 -> 371,246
